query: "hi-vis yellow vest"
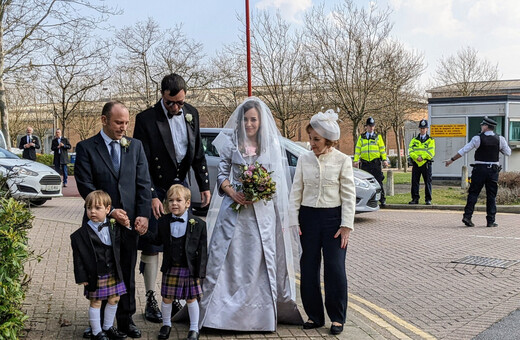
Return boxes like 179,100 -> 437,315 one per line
353,133 -> 387,162
408,135 -> 435,167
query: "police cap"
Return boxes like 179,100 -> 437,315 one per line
419,119 -> 428,128
366,117 -> 375,126
480,117 -> 497,127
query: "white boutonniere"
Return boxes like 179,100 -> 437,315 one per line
185,113 -> 193,126
109,218 -> 116,231
120,137 -> 131,152
189,218 -> 197,232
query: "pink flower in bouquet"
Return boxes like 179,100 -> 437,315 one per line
248,165 -> 255,171
244,170 -> 253,177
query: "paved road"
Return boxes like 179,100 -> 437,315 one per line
21,178 -> 520,339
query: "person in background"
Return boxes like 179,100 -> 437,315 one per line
353,117 -> 388,207
71,190 -> 128,340
408,119 -> 435,205
444,117 -> 511,228
19,126 -> 40,161
51,129 -> 72,187
289,109 -> 356,335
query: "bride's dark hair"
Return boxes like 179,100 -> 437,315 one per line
236,99 -> 262,153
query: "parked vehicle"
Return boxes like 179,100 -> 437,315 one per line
189,128 -> 381,215
0,147 -> 62,206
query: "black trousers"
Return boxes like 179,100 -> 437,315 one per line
360,159 -> 385,203
464,165 -> 499,223
411,162 -> 432,201
116,229 -> 139,330
299,206 -> 347,325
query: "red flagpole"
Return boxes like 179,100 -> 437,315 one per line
246,0 -> 252,96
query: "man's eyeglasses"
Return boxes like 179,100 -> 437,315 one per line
164,99 -> 185,108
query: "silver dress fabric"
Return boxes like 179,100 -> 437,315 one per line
199,142 -> 302,331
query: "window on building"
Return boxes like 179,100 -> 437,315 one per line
509,120 -> 520,142
468,116 -> 504,139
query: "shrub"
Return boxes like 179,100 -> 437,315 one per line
0,176 -> 37,339
35,153 -> 74,175
476,171 -> 520,205
388,155 -> 408,168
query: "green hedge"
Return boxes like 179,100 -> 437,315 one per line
35,153 -> 74,176
0,177 -> 37,339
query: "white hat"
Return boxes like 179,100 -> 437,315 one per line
310,109 -> 340,141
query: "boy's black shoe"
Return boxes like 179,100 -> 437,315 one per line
145,290 -> 162,323
84,327 -> 92,339
91,331 -> 109,340
158,326 -> 171,339
462,217 -> 475,227
105,326 -> 127,340
186,330 -> 199,340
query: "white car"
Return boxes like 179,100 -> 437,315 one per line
189,128 -> 381,215
0,147 -> 62,206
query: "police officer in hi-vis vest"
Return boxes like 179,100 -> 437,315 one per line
408,119 -> 435,205
353,117 -> 388,207
445,117 -> 511,228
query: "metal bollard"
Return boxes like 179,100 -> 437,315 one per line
461,166 -> 468,190
386,170 -> 394,196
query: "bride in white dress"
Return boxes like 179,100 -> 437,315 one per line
199,97 -> 302,331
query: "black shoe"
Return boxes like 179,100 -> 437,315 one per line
105,326 -> 127,340
379,200 -> 386,208
330,324 -> 344,335
487,222 -> 498,228
84,327 -> 92,339
126,322 -> 141,338
186,330 -> 199,340
408,200 -> 418,204
92,331 -> 109,340
158,326 -> 171,340
145,290 -> 162,323
171,299 -> 183,317
303,320 -> 323,329
425,200 -> 432,205
462,217 -> 475,227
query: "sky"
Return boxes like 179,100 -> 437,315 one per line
106,0 -> 520,89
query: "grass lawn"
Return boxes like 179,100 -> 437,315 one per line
386,187 -> 468,205
383,171 -> 411,184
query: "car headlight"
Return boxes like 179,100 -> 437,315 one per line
354,177 -> 370,189
11,166 -> 39,176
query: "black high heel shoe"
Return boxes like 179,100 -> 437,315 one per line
303,320 -> 323,329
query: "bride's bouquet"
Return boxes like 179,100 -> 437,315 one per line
231,162 -> 276,212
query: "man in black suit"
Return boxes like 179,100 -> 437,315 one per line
51,129 -> 71,187
133,73 -> 210,323
18,126 -> 40,160
75,101 -> 152,338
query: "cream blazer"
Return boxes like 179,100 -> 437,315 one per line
289,148 -> 356,230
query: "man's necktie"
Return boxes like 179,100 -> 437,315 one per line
170,216 -> 184,223
110,140 -> 120,173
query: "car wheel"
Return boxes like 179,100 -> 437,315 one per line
30,198 -> 49,206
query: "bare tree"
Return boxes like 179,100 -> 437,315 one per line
114,18 -> 207,113
69,100 -> 101,141
249,11 -> 308,139
42,24 -> 111,137
0,0 -> 117,148
434,46 -> 500,96
380,42 -> 425,169
303,0 -> 393,145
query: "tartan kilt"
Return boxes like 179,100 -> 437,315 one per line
84,273 -> 126,300
161,266 -> 202,300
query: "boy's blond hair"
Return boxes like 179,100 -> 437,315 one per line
164,184 -> 191,213
85,190 -> 112,209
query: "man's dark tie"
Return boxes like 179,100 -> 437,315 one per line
98,221 -> 111,232
170,216 -> 184,223
110,140 -> 120,173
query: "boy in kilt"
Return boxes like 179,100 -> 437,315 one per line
71,190 -> 128,340
144,184 -> 207,340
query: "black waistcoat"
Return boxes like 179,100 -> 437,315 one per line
87,228 -> 116,276
475,134 -> 500,162
169,234 -> 188,267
